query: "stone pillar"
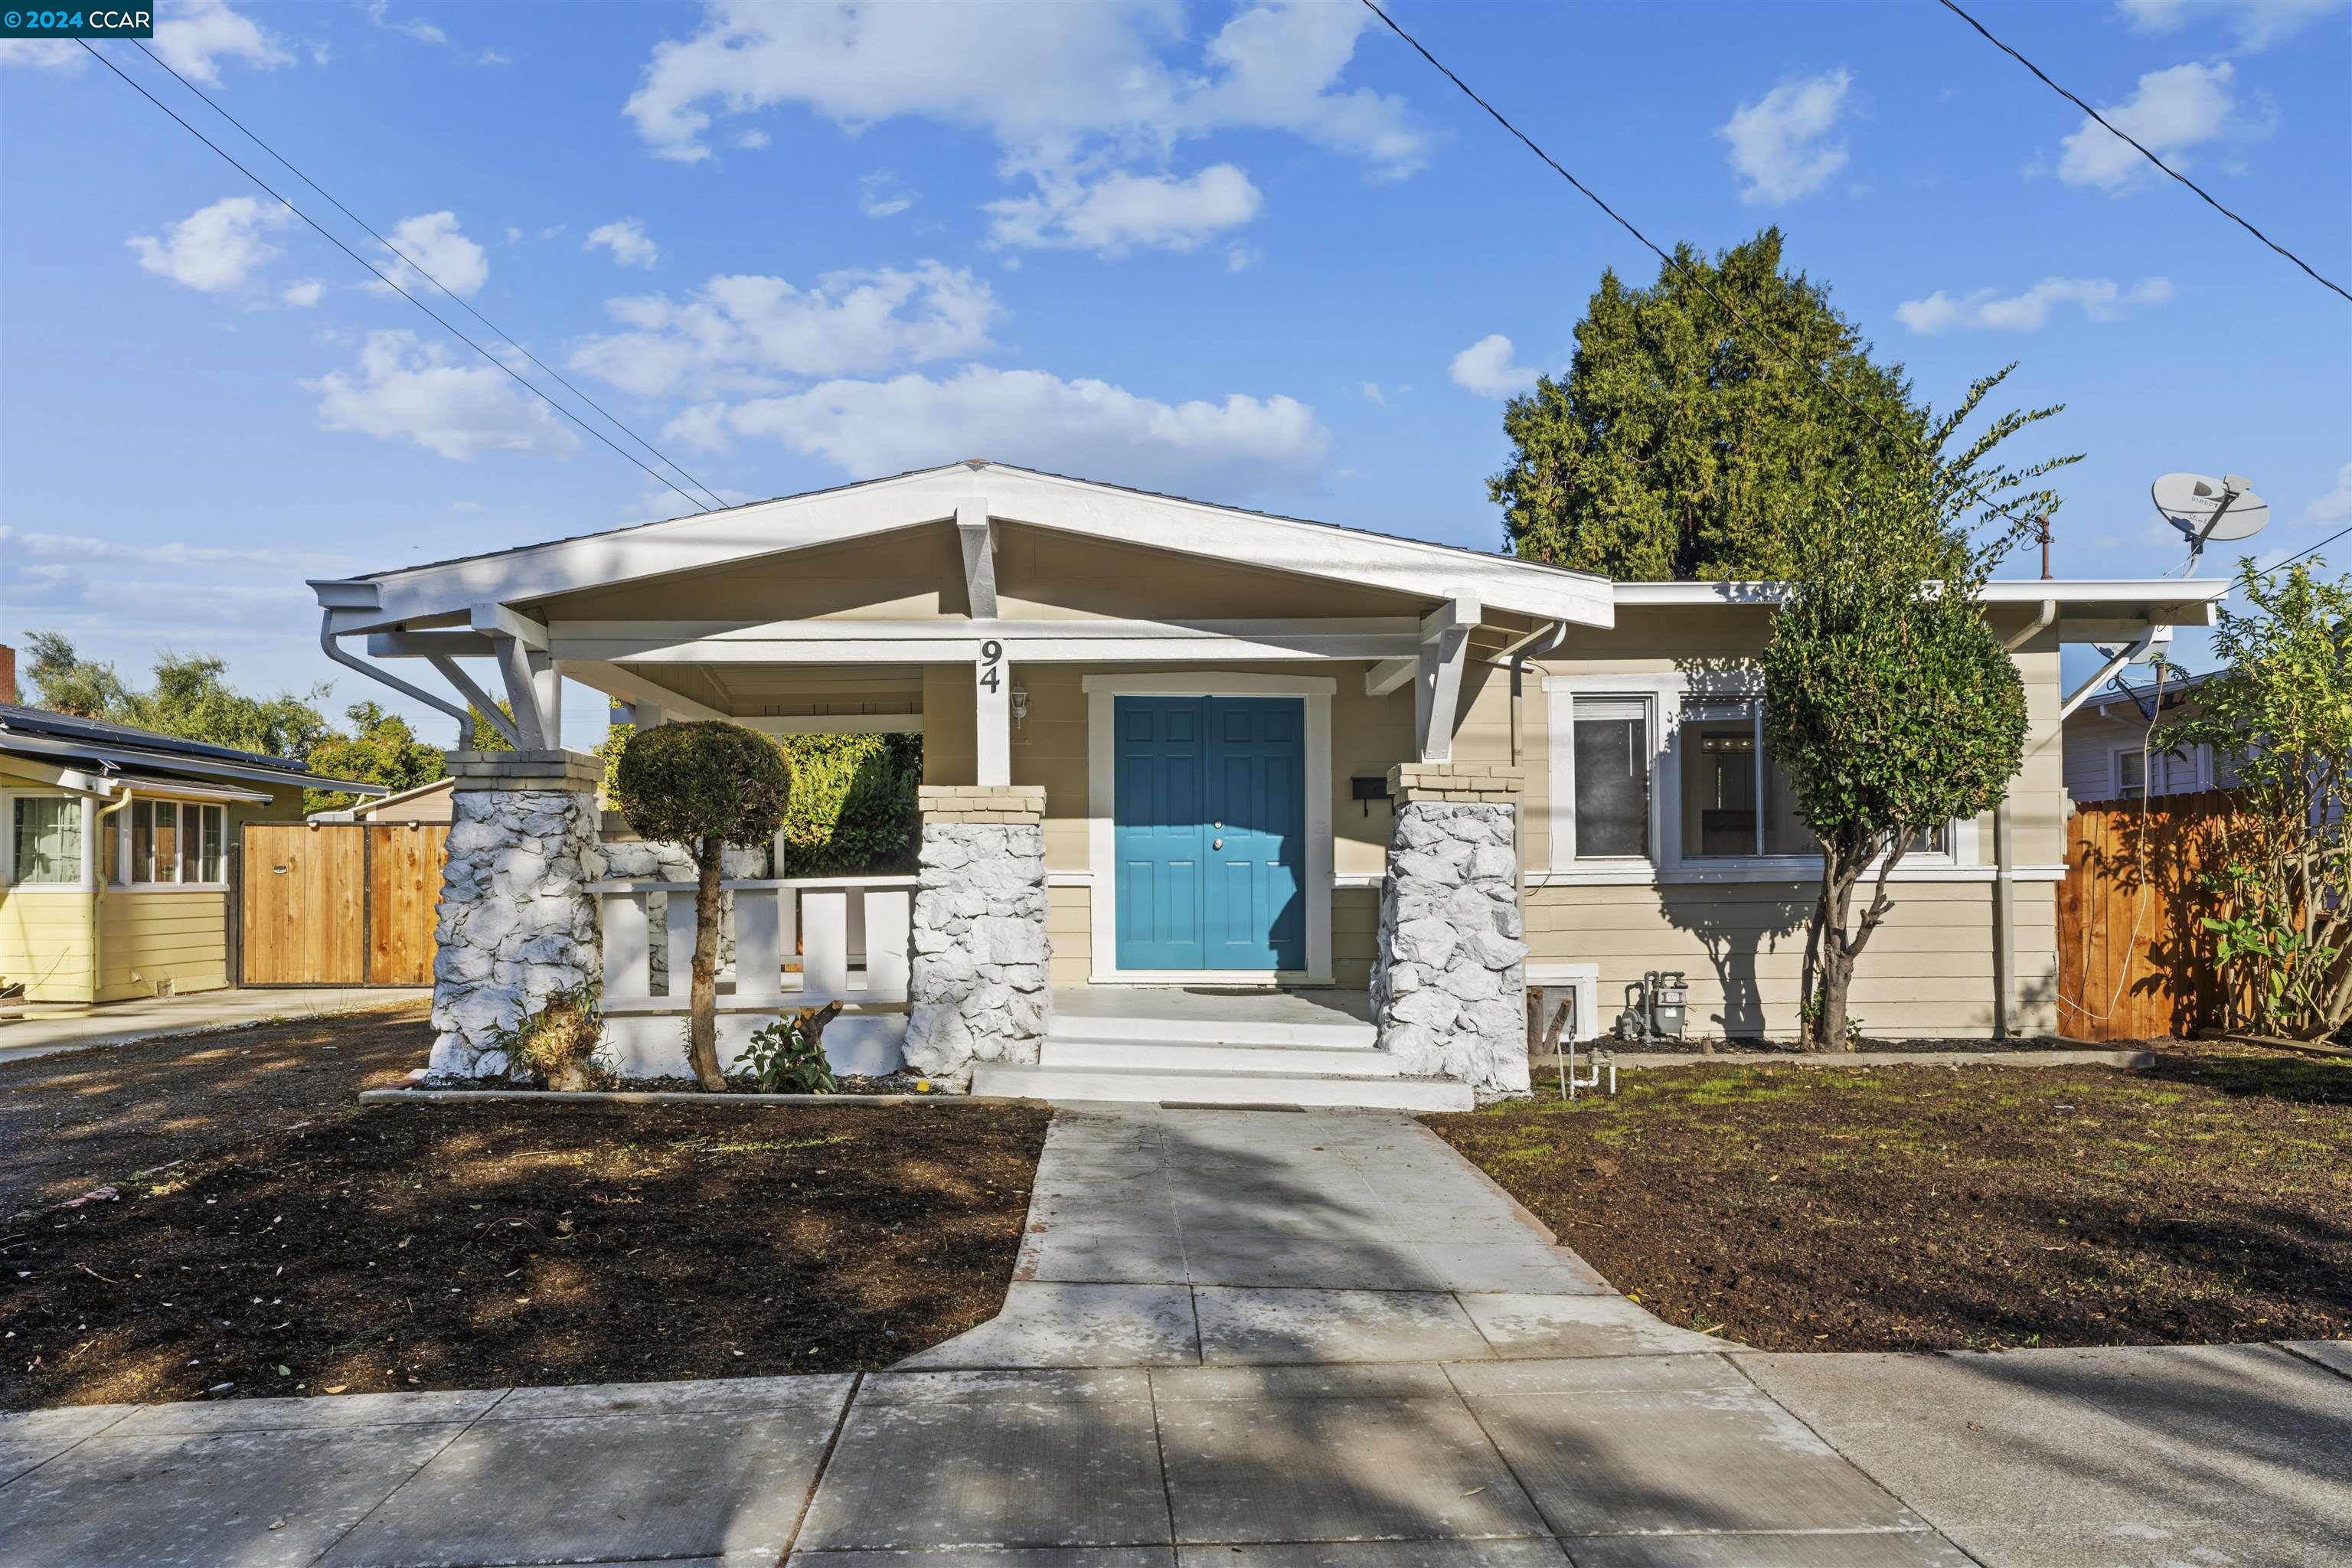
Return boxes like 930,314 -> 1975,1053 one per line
1370,763 -> 1531,1099
426,750 -> 606,1082
903,784 -> 1051,1089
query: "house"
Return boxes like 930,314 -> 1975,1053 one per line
309,462 -> 2226,1106
2061,669 -> 2239,805
0,704 -> 385,1003
310,775 -> 456,824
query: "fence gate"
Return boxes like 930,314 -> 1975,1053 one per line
240,822 -> 449,987
2056,792 -> 2246,1042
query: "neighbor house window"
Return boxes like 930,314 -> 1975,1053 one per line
2115,750 -> 2146,800
11,797 -> 82,884
1569,696 -> 1650,858
127,801 -> 225,884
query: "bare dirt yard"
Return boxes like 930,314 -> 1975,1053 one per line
2,1009 -> 1049,1410
1429,1047 -> 2350,1354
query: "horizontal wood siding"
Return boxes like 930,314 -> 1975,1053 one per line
0,890 -> 96,1001
100,890 -> 229,1001
1047,884 -> 1091,986
1527,879 -> 2057,1040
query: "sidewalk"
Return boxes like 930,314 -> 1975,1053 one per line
2,1103 -> 2346,1565
0,987 -> 430,1065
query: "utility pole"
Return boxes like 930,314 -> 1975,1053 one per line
2037,515 -> 2052,580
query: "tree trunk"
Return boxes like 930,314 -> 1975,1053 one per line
685,837 -> 727,1090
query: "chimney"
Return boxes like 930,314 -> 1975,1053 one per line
0,643 -> 15,705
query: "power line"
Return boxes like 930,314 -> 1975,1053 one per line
1936,0 -> 2350,305
127,39 -> 730,511
1354,0 -> 2050,545
77,39 -> 716,514
2273,521 -> 2350,571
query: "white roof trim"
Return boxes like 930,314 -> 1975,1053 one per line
1612,578 -> 2226,625
310,462 -> 1614,633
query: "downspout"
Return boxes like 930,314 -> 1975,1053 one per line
1994,599 -> 2057,1040
1501,620 -> 1570,769
90,780 -> 130,1004
317,609 -> 487,750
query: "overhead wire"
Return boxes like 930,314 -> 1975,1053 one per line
77,38 -> 717,515
1355,0 -> 2055,547
126,38 -> 730,512
1935,0 -> 2350,305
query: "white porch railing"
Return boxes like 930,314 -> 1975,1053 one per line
587,875 -> 919,1077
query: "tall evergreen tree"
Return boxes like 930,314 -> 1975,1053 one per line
1490,228 -> 2066,579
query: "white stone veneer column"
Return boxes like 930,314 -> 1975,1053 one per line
1370,763 -> 1532,1099
426,749 -> 606,1082
903,784 -> 1052,1089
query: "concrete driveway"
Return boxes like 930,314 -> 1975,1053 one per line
2,1103 -> 2346,1566
0,987 -> 430,1065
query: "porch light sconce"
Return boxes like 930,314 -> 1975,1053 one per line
1351,776 -> 1389,817
1010,683 -> 1029,726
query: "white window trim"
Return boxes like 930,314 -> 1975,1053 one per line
113,797 -> 231,892
2,787 -> 98,890
1543,672 -> 1977,884
1081,671 -> 1334,986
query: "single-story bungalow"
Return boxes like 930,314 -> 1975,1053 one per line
2061,668 -> 2238,805
0,704 -> 384,1003
310,461 -> 2224,1106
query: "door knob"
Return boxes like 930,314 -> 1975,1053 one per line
1213,838 -> 1224,851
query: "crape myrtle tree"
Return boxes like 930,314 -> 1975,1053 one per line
611,721 -> 793,1089
1760,369 -> 2075,1050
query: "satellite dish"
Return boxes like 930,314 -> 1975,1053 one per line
2153,472 -> 2269,547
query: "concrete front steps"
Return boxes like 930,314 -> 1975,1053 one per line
969,1009 -> 1475,1109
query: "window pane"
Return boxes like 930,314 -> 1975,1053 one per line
1762,754 -> 1819,856
180,805 -> 201,883
132,801 -> 153,882
153,802 -> 179,884
1680,709 -> 1758,858
11,798 -> 81,883
202,807 -> 227,882
1571,706 -> 1649,858
2118,752 -> 2145,799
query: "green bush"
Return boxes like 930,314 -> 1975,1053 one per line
740,1007 -> 839,1094
604,725 -> 920,875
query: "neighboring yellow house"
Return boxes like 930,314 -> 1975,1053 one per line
0,704 -> 384,1003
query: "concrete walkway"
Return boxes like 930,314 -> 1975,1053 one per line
0,987 -> 429,1065
2,1103 -> 2347,1566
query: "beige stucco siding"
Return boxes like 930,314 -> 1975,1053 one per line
99,890 -> 230,1001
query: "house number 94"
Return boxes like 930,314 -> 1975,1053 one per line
978,639 -> 1004,693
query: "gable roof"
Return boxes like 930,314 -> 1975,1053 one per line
0,704 -> 385,797
312,460 -> 1616,632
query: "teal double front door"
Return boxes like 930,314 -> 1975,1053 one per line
1113,695 -> 1306,972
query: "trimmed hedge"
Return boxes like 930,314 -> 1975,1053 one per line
603,724 -> 921,876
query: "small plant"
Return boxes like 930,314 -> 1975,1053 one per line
740,1003 -> 844,1094
499,986 -> 604,1089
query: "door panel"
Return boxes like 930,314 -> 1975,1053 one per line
241,824 -> 365,985
1112,694 -> 1305,973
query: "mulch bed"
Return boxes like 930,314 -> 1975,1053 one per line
1429,1047 -> 2350,1353
2,1003 -> 435,1216
1599,1034 -> 2095,1055
2,1099 -> 1050,1410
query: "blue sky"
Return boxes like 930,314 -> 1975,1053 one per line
3,0 -> 2347,745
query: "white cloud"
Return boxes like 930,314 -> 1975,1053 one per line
368,211 -> 488,299
1719,68 -> 1852,204
306,330 -> 580,461
2056,62 -> 2249,190
0,524 -> 360,573
1895,275 -> 2175,332
478,48 -> 513,66
127,196 -> 289,292
0,40 -> 87,71
1449,334 -> 1539,398
668,364 -> 1329,497
2305,462 -> 2352,524
986,165 -> 1263,254
364,1 -> 447,46
622,0 -> 1423,256
586,218 -> 660,270
281,278 -> 325,308
731,128 -> 771,150
570,262 -> 1001,397
152,0 -> 293,86
2117,0 -> 2347,51
1361,383 -> 1388,408
859,171 -> 914,218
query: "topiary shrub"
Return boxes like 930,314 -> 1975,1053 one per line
612,721 -> 793,1089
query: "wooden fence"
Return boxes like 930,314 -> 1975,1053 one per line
2056,791 -> 2249,1041
240,822 -> 449,987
